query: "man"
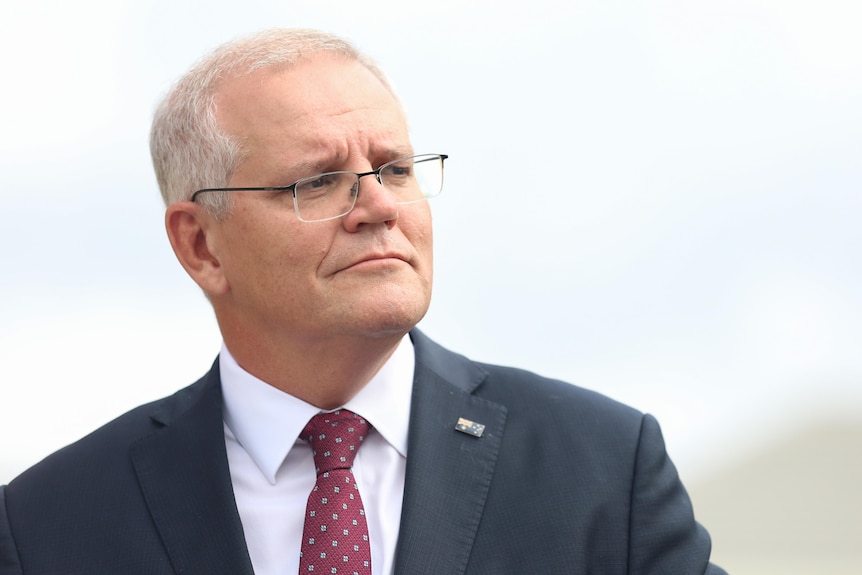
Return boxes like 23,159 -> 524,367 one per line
0,29 -> 725,574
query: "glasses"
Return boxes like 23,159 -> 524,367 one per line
192,153 -> 448,222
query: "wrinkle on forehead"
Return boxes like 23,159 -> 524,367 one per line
212,55 -> 412,186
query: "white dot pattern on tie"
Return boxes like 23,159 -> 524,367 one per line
298,410 -> 372,575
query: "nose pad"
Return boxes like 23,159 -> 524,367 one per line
343,171 -> 399,228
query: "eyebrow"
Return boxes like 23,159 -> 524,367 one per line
286,147 -> 416,179
381,146 -> 415,163
288,160 -> 326,179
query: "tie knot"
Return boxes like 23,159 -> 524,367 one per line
301,409 -> 371,474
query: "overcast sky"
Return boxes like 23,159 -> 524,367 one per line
2,0 -> 860,485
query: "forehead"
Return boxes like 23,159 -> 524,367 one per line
214,55 -> 409,167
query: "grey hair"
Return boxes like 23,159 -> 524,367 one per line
149,28 -> 397,217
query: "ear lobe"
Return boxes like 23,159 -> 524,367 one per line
165,202 -> 230,295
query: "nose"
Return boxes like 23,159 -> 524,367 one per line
341,172 -> 399,231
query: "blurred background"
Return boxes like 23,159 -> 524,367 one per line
1,0 -> 860,572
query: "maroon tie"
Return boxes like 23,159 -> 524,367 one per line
299,410 -> 373,575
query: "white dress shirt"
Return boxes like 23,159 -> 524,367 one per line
220,336 -> 414,575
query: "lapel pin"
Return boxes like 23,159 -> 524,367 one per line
455,417 -> 485,438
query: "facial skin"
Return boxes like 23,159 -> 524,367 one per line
165,54 -> 433,407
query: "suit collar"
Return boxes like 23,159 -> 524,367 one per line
130,331 -> 507,575
394,330 -> 508,575
131,363 -> 255,575
409,329 -> 489,395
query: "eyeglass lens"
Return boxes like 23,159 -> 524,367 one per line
294,154 -> 444,222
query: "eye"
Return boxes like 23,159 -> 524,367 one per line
306,173 -> 341,190
297,173 -> 344,197
383,160 -> 414,181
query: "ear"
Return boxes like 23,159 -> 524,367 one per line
165,202 -> 230,296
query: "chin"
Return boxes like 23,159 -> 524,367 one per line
347,291 -> 431,338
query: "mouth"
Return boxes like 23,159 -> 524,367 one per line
340,252 -> 410,273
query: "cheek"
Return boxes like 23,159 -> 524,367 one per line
406,206 -> 434,265
268,224 -> 341,289
221,208 -> 327,287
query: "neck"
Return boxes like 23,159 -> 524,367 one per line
221,327 -> 406,410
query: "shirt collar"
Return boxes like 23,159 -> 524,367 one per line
220,335 -> 414,484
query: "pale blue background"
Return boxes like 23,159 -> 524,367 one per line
2,0 -> 861,492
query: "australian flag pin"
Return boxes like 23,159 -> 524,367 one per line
455,417 -> 485,438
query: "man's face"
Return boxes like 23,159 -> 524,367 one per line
207,55 -> 433,345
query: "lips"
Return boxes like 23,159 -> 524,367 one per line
324,233 -> 417,277
341,252 -> 409,272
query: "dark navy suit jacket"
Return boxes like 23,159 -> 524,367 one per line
0,330 -> 726,574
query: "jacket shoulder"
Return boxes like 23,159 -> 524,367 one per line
411,328 -> 645,439
6,368 -> 215,494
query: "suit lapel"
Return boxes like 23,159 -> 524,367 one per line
126,334 -> 504,575
130,364 -> 255,575
394,331 -> 507,575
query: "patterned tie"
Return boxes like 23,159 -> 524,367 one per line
299,409 -> 373,575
